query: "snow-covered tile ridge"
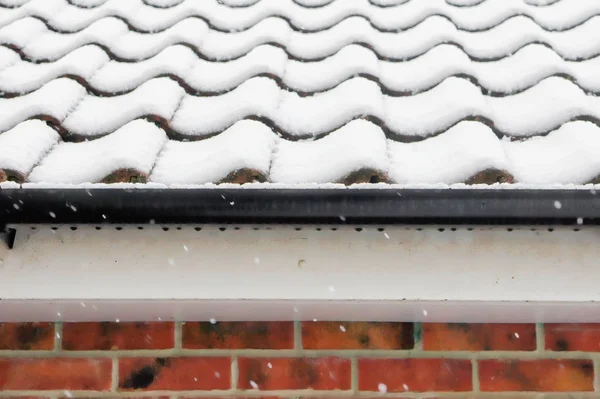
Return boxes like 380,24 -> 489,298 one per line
388,121 -> 507,185
170,76 -> 600,139
0,45 -> 109,94
151,120 -> 275,185
62,77 -> 185,137
1,0 -> 600,32
79,120 -> 600,186
0,78 -> 86,133
504,122 -> 600,185
0,120 -> 60,182
0,46 -> 21,72
3,75 -> 600,141
0,0 -> 30,7
27,119 -> 167,184
6,43 -> 600,96
271,119 -> 388,184
4,14 -> 600,63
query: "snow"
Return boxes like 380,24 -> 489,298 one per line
277,77 -> 383,137
0,78 -> 86,133
4,0 -> 600,32
2,0 -> 600,188
5,7 -> 600,62
151,120 -> 275,185
487,77 -> 600,137
0,45 -> 109,94
7,41 -> 600,97
28,119 -> 167,184
388,121 -> 507,185
0,47 -> 20,73
0,120 -> 61,176
503,121 -> 600,185
170,77 -> 280,136
0,181 -> 20,189
62,77 -> 185,137
89,44 -> 197,93
144,0 -> 184,7
270,119 -> 387,184
186,45 -> 287,92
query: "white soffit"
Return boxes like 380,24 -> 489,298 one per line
0,225 -> 599,322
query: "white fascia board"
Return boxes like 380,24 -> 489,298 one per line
0,224 -> 598,322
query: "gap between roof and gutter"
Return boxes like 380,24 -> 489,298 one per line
1,188 -> 600,323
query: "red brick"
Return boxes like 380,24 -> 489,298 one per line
62,322 -> 174,350
358,358 -> 472,392
182,397 -> 279,399
238,357 -> 351,390
182,322 -> 293,349
0,358 -> 111,390
479,359 -> 594,392
423,323 -> 536,351
0,323 -> 54,350
302,322 -> 413,350
60,397 -> 168,399
2,397 -> 51,399
118,357 -> 230,391
545,323 -> 600,351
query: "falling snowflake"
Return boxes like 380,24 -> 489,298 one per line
384,232 -> 390,239
577,217 -> 584,225
339,215 -> 346,222
402,383 -> 409,391
423,309 -> 428,316
339,325 -> 346,332
168,259 -> 175,266
267,362 -> 273,369
328,285 -> 336,293
210,318 -> 217,324
514,332 -> 520,339
215,371 -> 221,378
554,200 -> 562,209
249,380 -> 259,389
254,257 -> 260,264
80,302 -> 86,308
183,244 -> 189,252
49,211 -> 56,218
64,391 -> 73,398
378,383 -> 387,393
13,203 -> 19,210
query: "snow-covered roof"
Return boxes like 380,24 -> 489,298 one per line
1,0 -> 600,187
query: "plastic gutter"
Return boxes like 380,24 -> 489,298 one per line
1,188 -> 599,225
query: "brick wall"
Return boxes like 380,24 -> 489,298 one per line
0,321 -> 597,398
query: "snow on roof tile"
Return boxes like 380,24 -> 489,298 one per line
0,0 -> 599,186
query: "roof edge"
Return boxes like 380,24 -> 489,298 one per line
1,188 -> 598,225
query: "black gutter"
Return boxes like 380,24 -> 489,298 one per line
1,188 -> 600,225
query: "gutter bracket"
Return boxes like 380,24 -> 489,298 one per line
1,227 -> 16,250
